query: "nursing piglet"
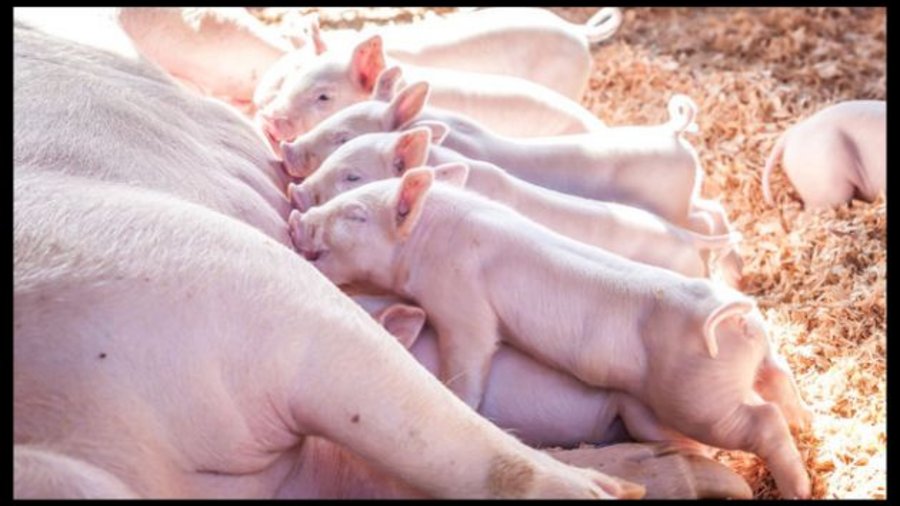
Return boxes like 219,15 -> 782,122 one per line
352,294 -> 711,453
762,100 -> 885,208
289,127 -> 741,283
289,167 -> 813,498
256,34 -> 606,142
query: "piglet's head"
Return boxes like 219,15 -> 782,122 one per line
258,33 -> 387,146
288,164 -> 469,289
289,122 -> 450,212
280,78 -> 432,179
254,37 -> 322,118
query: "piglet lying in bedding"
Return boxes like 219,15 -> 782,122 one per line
762,100 -> 885,209
289,127 -> 741,282
256,34 -> 606,143
289,166 -> 813,498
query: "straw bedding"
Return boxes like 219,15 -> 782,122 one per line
250,7 -> 886,499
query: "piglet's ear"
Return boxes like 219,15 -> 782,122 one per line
394,167 -> 434,239
409,120 -> 449,145
432,163 -> 469,187
392,127 -> 432,175
377,303 -> 427,349
349,34 -> 385,92
383,82 -> 430,131
372,66 -> 403,102
308,16 -> 328,55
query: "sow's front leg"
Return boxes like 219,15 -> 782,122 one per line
13,174 -> 638,499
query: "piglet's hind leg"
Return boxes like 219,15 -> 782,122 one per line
708,402 -> 810,499
754,351 -> 813,431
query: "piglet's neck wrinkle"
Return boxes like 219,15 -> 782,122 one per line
390,188 -> 479,299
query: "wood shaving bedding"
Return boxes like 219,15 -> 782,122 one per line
251,7 -> 886,499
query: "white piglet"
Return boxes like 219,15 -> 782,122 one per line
289,167 -> 814,499
257,34 -> 606,143
260,7 -> 621,103
353,295 -> 731,460
367,7 -> 621,99
289,127 -> 741,283
762,100 -> 886,208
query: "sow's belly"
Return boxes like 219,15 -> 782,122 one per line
13,18 -> 291,243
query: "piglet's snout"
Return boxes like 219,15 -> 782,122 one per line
288,183 -> 315,213
256,114 -> 283,157
281,141 -> 309,178
258,111 -> 295,144
287,210 -> 324,261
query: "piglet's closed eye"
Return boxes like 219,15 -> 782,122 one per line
342,202 -> 368,222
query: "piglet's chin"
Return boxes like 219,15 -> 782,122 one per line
311,259 -> 348,286
258,116 -> 290,158
287,210 -> 308,252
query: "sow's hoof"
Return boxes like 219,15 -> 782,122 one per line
545,442 -> 753,499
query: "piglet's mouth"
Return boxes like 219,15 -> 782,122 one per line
301,249 -> 327,262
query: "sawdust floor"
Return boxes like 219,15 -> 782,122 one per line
251,7 -> 887,499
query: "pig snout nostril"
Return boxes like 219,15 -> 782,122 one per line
302,249 -> 321,262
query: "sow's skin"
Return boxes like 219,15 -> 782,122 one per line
762,100 -> 886,209
289,167 -> 815,498
255,34 -> 607,143
13,8 -> 298,114
350,295 -> 754,500
289,128 -> 741,283
255,7 -> 623,106
13,15 -> 651,500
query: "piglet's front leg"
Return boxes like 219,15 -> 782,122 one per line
430,299 -> 501,411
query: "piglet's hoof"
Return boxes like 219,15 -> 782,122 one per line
545,442 -> 753,499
